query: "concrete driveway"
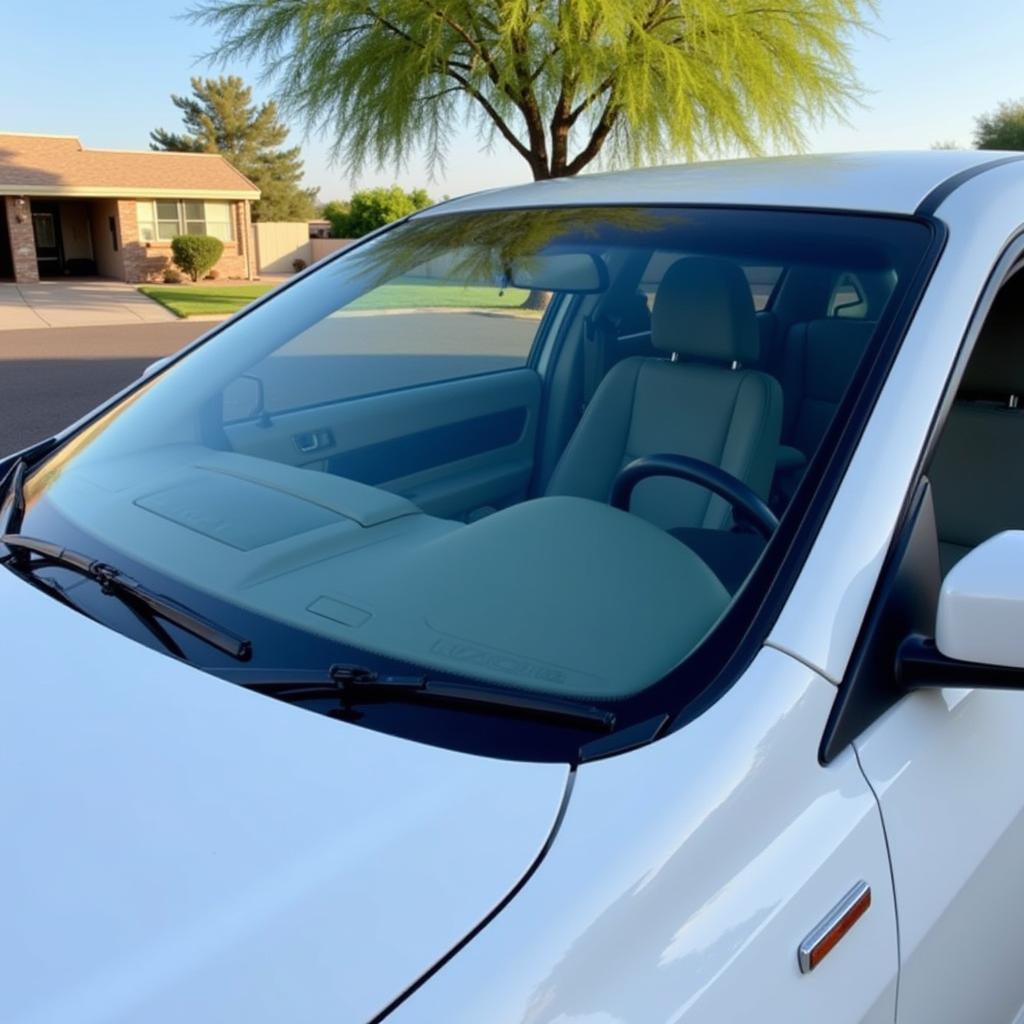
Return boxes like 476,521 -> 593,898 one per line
0,279 -> 176,330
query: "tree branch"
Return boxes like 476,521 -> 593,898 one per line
565,94 -> 621,175
444,68 -> 537,168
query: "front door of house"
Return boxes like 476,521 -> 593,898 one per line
0,200 -> 14,280
31,201 -> 62,277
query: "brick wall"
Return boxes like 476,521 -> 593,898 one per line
119,199 -> 254,283
4,196 -> 39,283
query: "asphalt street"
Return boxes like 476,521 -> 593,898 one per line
0,321 -> 208,454
0,310 -> 538,455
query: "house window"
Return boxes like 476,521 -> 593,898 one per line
136,200 -> 235,243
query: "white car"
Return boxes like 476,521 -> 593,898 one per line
5,151 -> 1024,1024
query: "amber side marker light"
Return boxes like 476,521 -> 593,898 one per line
798,881 -> 871,974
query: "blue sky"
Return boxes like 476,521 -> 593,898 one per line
3,2 -> 1023,201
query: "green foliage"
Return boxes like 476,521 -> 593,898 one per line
151,75 -> 319,220
974,100 -> 1024,151
320,198 -> 351,238
190,0 -> 872,181
327,186 -> 434,237
171,234 -> 225,282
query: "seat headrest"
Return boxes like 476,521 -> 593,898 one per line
651,257 -> 759,364
962,272 -> 1024,397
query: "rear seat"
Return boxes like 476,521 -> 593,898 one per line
778,318 -> 877,462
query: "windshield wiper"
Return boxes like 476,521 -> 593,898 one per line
0,459 -> 27,536
1,533 -> 252,661
232,663 -> 616,732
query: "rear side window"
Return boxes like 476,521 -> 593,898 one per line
641,253 -> 782,311
828,273 -> 869,319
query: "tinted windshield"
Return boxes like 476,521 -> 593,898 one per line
4,205 -> 933,759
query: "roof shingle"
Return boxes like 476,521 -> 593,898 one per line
0,133 -> 259,198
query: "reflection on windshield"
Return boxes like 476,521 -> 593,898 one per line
349,206 -> 671,288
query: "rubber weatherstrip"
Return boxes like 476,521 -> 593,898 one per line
915,155 -> 1024,216
366,768 -> 577,1024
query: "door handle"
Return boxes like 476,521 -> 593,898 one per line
293,428 -> 335,454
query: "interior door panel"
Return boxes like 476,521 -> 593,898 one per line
224,369 -> 542,520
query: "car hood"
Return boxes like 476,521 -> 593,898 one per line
0,569 -> 570,1024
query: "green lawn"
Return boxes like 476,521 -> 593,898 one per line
138,284 -> 272,318
139,277 -> 534,319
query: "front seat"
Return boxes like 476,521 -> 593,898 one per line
546,256 -> 783,532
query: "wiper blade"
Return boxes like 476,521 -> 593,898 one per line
1,533 -> 251,661
235,663 -> 616,732
0,459 -> 27,536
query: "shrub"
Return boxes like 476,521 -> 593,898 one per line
171,234 -> 224,282
323,187 -> 433,237
205,268 -> 220,280
292,258 -> 307,272
162,267 -> 183,284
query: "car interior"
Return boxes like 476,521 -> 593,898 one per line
28,210 -> 919,702
930,268 -> 1024,574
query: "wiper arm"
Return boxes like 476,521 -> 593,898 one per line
1,533 -> 251,661
235,663 -> 616,732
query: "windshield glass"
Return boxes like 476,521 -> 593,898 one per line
4,205 -> 933,756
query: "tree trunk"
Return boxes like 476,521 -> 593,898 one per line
521,289 -> 552,312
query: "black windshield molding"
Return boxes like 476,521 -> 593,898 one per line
915,155 -> 1024,217
819,478 -> 939,763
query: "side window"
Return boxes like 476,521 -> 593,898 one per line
929,269 -> 1024,576
828,273 -> 869,319
244,271 -> 542,416
639,253 -> 782,311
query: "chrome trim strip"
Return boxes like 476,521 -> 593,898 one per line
798,880 -> 871,974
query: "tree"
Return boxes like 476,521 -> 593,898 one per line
975,100 -> 1024,151
320,199 -> 351,237
151,75 -> 319,221
191,1 -> 870,183
337,186 -> 435,236
321,188 -> 433,237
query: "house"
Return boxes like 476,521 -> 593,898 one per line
0,133 -> 260,284
308,219 -> 332,239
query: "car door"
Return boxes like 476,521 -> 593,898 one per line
842,265 -> 1024,1024
223,299 -> 547,521
855,683 -> 1024,1024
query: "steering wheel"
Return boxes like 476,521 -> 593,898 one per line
610,454 -> 779,540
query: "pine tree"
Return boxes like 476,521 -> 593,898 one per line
151,75 -> 319,220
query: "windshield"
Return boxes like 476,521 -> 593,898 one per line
4,204 -> 933,759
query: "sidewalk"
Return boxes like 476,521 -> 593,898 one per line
0,279 -> 178,330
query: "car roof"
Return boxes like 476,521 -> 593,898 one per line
417,151 -> 1023,218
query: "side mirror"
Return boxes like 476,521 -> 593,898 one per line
936,531 -> 1024,668
222,374 -> 269,426
898,532 -> 1024,689
142,356 -> 171,379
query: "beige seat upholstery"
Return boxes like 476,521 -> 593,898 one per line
546,257 -> 783,531
931,275 -> 1024,575
780,318 -> 877,460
